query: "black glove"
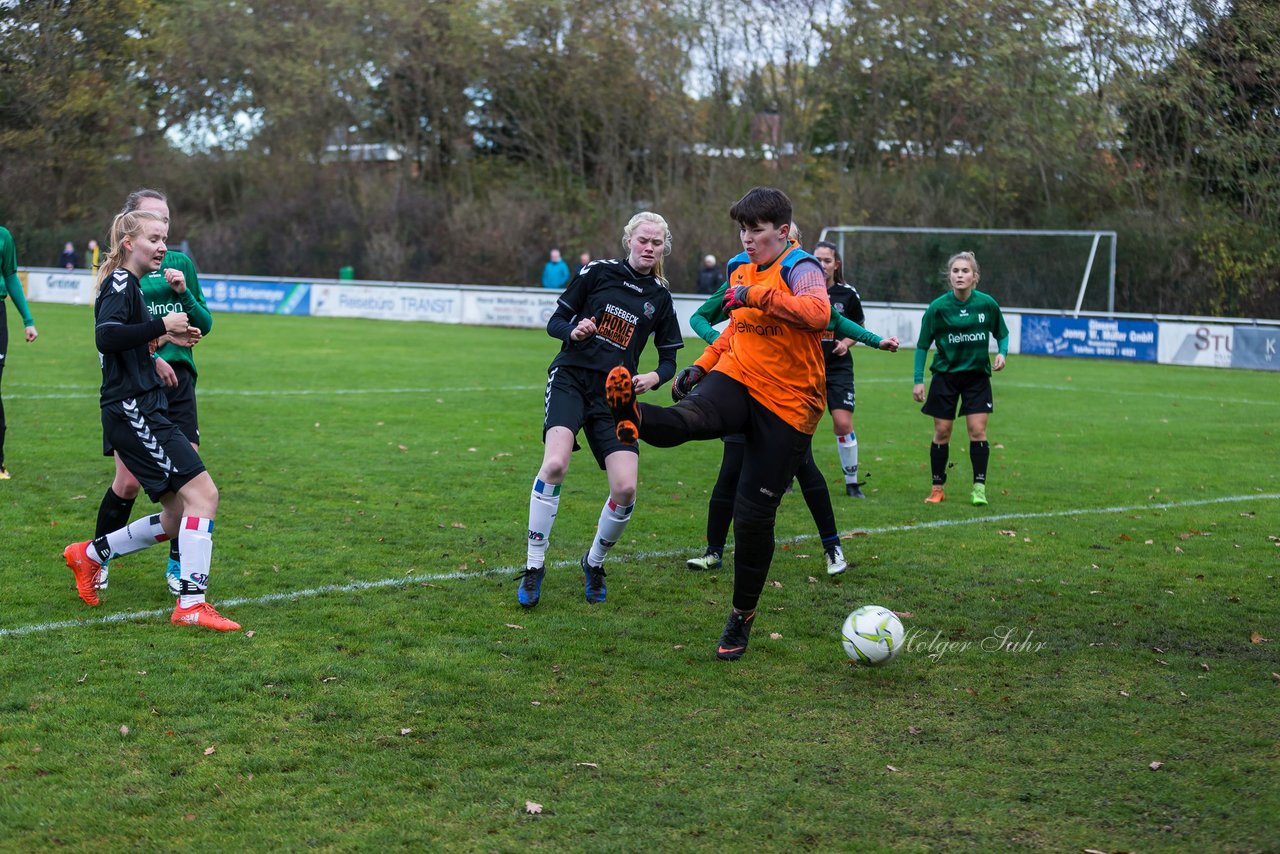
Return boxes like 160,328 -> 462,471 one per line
671,365 -> 706,402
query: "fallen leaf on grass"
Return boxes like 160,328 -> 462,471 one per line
575,762 -> 599,769
1250,631 -> 1267,644
1240,511 -> 1256,517
807,576 -> 818,584
1174,546 -> 1183,555
1152,646 -> 1165,653
119,725 -> 129,736
400,728 -> 413,736
1119,691 -> 1129,697
525,801 -> 543,815
673,645 -> 685,650
204,746 -> 216,756
451,522 -> 466,529
907,726 -> 923,735
1155,659 -> 1168,666
77,674 -> 87,684
1117,533 -> 1132,542
1200,663 -> 1210,672
998,530 -> 1017,537
245,631 -> 255,638
885,765 -> 901,772
767,580 -> 783,588
70,495 -> 87,501
530,701 -> 541,707
322,676 -> 338,683
1271,672 -> 1280,683
1149,761 -> 1164,771
505,623 -> 524,630
894,611 -> 914,619
769,632 -> 782,640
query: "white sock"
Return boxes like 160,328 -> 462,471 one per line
527,478 -> 561,569
177,516 -> 214,608
96,514 -> 167,563
837,432 -> 859,484
587,497 -> 633,567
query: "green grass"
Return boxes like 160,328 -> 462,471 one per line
2,303 -> 1277,852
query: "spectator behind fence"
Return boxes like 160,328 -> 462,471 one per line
542,248 -> 571,290
59,242 -> 79,270
696,254 -> 720,294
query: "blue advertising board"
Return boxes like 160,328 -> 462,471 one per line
205,279 -> 311,315
1231,326 -> 1280,371
1020,315 -> 1157,361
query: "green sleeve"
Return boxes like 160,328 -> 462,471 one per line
0,228 -> 34,326
994,304 -> 1009,357
169,253 -> 212,334
913,308 -> 933,383
690,282 -> 730,344
829,308 -> 881,348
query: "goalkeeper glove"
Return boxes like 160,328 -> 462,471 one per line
722,285 -> 752,312
671,365 -> 706,402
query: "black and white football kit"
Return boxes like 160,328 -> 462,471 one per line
543,259 -> 683,468
821,281 -> 864,414
95,268 -> 205,501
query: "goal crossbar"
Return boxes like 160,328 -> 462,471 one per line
817,226 -> 1118,314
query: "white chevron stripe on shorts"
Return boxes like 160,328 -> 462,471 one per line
123,399 -> 173,473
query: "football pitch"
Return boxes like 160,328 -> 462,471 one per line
2,303 -> 1276,851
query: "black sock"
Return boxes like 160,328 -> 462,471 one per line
970,441 -> 990,484
95,487 -> 135,539
930,443 -> 949,485
169,539 -> 181,562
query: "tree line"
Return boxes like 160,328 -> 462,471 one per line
1,0 -> 1275,317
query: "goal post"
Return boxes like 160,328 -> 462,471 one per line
816,226 -> 1118,315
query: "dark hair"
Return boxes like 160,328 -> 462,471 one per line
814,240 -> 845,285
728,187 -> 792,229
121,189 -> 168,215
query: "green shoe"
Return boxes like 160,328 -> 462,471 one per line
971,483 -> 988,506
686,549 -> 723,571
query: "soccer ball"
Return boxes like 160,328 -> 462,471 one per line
841,605 -> 905,666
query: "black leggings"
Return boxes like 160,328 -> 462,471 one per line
706,440 -> 837,549
639,371 -> 812,611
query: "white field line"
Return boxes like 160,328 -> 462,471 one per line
3,492 -> 1275,639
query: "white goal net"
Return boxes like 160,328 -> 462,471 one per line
816,226 -> 1117,314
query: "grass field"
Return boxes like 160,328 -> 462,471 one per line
2,303 -> 1277,852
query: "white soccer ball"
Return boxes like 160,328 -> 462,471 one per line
841,605 -> 905,666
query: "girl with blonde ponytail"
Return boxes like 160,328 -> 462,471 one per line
62,209 -> 239,631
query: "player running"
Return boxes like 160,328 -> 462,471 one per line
605,187 -> 833,660
912,251 -> 1009,506
63,208 -> 238,630
518,212 -> 683,608
92,189 -> 213,594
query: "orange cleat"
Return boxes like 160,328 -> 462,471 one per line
64,541 -> 102,606
605,366 -> 640,445
924,486 -> 946,504
171,602 -> 241,632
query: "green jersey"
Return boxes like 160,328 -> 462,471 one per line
913,289 -> 1009,382
0,226 -> 35,326
690,280 -> 882,347
141,251 -> 212,377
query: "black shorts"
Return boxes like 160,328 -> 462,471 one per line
543,364 -> 638,470
922,370 -> 994,420
825,361 -> 855,413
164,363 -> 200,446
101,389 -> 206,502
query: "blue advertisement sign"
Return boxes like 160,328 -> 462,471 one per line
205,279 -> 311,315
1231,326 -> 1280,371
1020,315 -> 1157,361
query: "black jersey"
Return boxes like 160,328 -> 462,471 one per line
822,281 -> 865,362
547,259 -> 683,375
95,268 -> 167,406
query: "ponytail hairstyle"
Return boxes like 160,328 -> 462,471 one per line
815,240 -> 845,286
122,188 -> 169,217
621,211 -> 672,286
945,251 -> 981,286
94,210 -> 167,296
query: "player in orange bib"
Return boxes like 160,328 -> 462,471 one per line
606,187 -> 829,661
